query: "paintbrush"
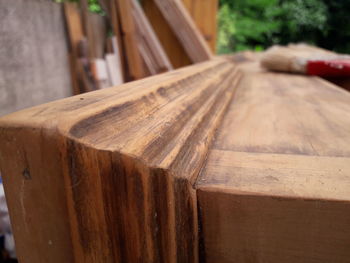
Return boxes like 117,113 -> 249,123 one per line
261,44 -> 350,77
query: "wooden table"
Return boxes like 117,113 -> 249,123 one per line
0,55 -> 350,263
198,56 -> 350,263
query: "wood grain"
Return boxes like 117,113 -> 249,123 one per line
0,58 -> 240,263
196,60 -> 350,263
213,72 -> 350,156
198,188 -> 350,263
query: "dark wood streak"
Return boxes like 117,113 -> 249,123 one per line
0,58 -> 241,263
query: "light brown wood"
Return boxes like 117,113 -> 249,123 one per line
114,0 -> 146,80
2,43 -> 349,262
152,0 -> 212,63
80,0 -> 95,59
142,0 -> 192,68
64,2 -> 85,95
198,188 -> 350,263
0,58 -> 240,263
142,0 -> 213,68
131,0 -> 173,75
196,58 -> 350,263
85,11 -> 107,59
64,2 -> 84,54
182,0 -> 218,52
108,1 -> 127,80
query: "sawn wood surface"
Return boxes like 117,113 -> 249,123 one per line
0,58 -> 240,263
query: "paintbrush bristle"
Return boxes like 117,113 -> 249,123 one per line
261,45 -> 308,73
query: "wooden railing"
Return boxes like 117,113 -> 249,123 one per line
0,57 -> 241,263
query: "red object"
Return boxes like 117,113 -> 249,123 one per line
306,59 -> 350,77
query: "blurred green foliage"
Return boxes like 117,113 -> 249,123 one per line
54,0 -> 103,13
218,0 -> 350,54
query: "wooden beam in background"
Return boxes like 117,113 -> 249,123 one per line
182,0 -> 218,52
142,0 -> 192,68
64,2 -> 87,94
85,11 -> 107,59
132,0 -> 173,75
152,0 -> 212,63
114,0 -> 146,80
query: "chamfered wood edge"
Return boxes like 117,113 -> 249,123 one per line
196,185 -> 350,203
0,57 -> 241,263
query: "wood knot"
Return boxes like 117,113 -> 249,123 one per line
22,168 -> 31,180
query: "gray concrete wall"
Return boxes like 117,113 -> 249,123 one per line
0,0 -> 72,116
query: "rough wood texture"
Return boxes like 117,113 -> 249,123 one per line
196,58 -> 350,263
0,58 -> 240,263
182,0 -> 218,52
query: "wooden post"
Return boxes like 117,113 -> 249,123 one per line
142,0 -> 217,68
0,58 -> 240,263
182,0 -> 218,52
114,0 -> 146,80
142,0 -> 192,68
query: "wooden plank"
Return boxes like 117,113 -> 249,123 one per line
107,1 -> 127,80
196,59 -> 350,262
64,3 -> 97,94
152,0 -> 212,63
114,0 -> 146,80
131,0 -> 173,75
64,2 -> 85,95
142,0 -> 216,66
76,38 -> 98,92
0,58 -> 241,263
86,11 -> 107,59
198,188 -> 350,263
182,0 -> 218,52
64,2 -> 84,54
79,0 -> 95,59
143,0 -> 192,68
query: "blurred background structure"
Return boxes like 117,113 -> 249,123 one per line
55,0 -> 350,54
